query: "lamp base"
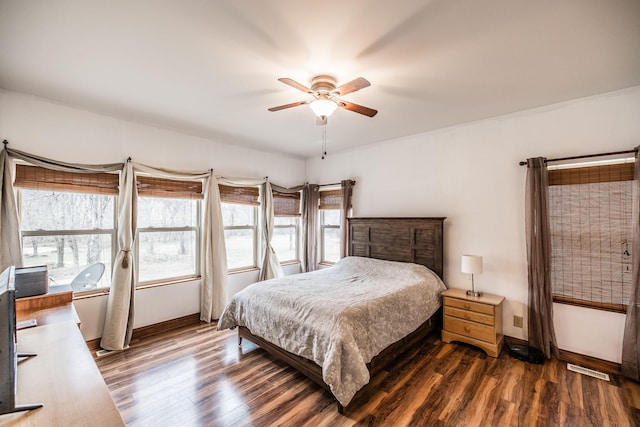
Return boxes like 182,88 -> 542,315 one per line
466,290 -> 482,297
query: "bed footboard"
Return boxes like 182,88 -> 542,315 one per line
237,310 -> 440,413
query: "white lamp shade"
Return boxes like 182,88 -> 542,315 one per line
309,99 -> 338,117
461,255 -> 483,274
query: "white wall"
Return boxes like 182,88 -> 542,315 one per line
306,86 -> 640,363
3,87 -> 639,361
0,89 -> 305,340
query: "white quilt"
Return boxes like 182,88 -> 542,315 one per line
217,256 -> 446,406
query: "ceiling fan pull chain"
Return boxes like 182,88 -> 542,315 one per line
321,123 -> 327,160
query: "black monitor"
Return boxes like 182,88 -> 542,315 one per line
0,266 -> 43,416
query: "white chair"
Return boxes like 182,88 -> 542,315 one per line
70,263 -> 105,292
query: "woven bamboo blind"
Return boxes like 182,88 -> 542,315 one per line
137,176 -> 203,199
319,189 -> 342,210
14,164 -> 119,195
548,163 -> 634,186
273,190 -> 301,216
548,162 -> 634,311
219,184 -> 259,205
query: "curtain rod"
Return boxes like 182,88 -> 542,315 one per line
518,148 -> 638,166
319,180 -> 356,188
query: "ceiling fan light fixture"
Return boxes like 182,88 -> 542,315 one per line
309,99 -> 338,117
269,75 -> 377,118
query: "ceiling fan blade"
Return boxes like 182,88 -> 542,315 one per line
339,101 -> 378,117
316,116 -> 327,126
334,77 -> 370,96
278,78 -> 313,94
268,100 -> 309,112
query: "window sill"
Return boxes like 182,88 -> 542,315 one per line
73,288 -> 110,300
280,260 -> 301,266
553,295 -> 626,314
72,276 -> 201,300
319,261 -> 336,267
228,267 -> 259,275
137,276 -> 201,290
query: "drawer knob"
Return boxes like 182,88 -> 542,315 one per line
463,304 -> 471,310
464,326 -> 471,333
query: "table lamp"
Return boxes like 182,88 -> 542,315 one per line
462,255 -> 483,297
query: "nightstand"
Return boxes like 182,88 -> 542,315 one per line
441,288 -> 505,357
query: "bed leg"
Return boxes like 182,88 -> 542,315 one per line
238,335 -> 243,347
337,402 -> 344,414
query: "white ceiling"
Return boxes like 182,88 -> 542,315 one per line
1,0 -> 639,159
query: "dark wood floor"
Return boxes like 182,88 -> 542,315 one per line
95,321 -> 640,426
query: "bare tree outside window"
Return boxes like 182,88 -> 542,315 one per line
222,203 -> 257,270
321,209 -> 340,263
137,197 -> 199,283
20,189 -> 115,289
273,216 -> 299,262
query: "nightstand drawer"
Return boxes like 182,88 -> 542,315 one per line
444,306 -> 494,326
444,316 -> 495,343
445,297 -> 494,315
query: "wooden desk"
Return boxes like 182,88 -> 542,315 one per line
15,286 -> 80,327
0,322 -> 124,427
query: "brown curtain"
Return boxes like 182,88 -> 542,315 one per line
525,157 -> 558,358
302,183 -> 319,272
622,148 -> 640,380
340,180 -> 354,258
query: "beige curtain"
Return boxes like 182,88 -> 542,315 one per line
1,146 -> 123,272
0,146 -> 129,350
1,144 -> 303,333
340,180 -> 354,258
129,163 -> 228,322
0,148 -> 23,270
101,160 -> 137,350
302,183 -> 319,272
200,171 -> 228,322
622,148 -> 640,380
5,147 -> 122,174
525,157 -> 558,358
258,181 -> 283,281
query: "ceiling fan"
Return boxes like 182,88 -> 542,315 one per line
268,75 -> 378,125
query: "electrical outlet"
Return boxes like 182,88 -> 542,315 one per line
513,315 -> 523,328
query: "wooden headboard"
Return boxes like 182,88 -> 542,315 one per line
348,217 -> 445,279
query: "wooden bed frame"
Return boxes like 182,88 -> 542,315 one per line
238,217 -> 445,413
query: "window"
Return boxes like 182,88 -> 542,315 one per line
548,161 -> 634,312
319,189 -> 342,264
272,190 -> 301,263
273,217 -> 299,262
136,176 -> 201,284
16,165 -> 117,292
220,185 -> 259,270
